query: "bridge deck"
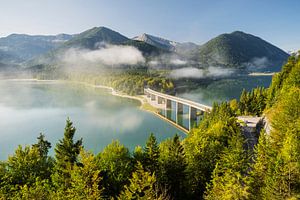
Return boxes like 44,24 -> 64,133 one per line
144,88 -> 212,112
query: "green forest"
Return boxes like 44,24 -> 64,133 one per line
1,54 -> 300,199
34,68 -> 175,96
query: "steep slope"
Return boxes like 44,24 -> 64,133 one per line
0,33 -> 73,62
197,31 -> 289,72
64,27 -> 129,49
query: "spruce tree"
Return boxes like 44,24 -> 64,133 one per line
205,135 -> 250,200
67,150 -> 103,199
55,118 -> 83,167
118,162 -> 163,200
53,118 -> 83,189
144,133 -> 159,173
158,135 -> 187,200
32,133 -> 51,158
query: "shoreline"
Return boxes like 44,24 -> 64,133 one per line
3,78 -> 188,133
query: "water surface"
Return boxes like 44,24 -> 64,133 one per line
177,75 -> 272,106
0,80 -> 185,160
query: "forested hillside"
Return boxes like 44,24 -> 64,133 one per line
196,31 -> 289,71
0,53 -> 299,199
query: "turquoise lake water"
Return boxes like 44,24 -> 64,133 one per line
0,80 -> 185,160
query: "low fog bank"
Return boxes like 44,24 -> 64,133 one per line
169,66 -> 235,79
148,53 -> 189,69
61,44 -> 145,66
242,57 -> 271,72
0,66 -> 34,80
0,40 -> 281,80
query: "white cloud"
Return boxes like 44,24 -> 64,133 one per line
62,45 -> 145,66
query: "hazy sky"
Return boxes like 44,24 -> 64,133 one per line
0,0 -> 299,51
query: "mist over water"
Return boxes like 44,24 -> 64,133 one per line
0,80 -> 184,160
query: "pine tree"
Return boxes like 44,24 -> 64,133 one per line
158,135 -> 187,199
67,149 -> 103,200
133,145 -> 146,165
118,162 -> 165,200
205,135 -> 250,200
53,118 -> 83,189
144,133 -> 159,173
32,133 -> 51,158
97,140 -> 133,198
248,130 -> 274,199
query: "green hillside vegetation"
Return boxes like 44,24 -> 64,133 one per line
197,31 -> 289,71
32,66 -> 175,95
65,70 -> 175,95
64,27 -> 129,49
0,54 -> 299,199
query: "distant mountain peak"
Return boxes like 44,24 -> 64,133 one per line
64,26 -> 129,49
133,33 -> 179,51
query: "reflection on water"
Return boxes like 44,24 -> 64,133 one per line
0,80 -> 185,160
177,75 -> 273,106
159,104 -> 204,131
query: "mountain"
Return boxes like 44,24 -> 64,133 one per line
64,27 -> 129,49
28,27 -> 165,66
0,33 -> 73,63
133,33 -> 198,54
133,33 -> 178,51
0,27 -> 289,73
196,31 -> 289,72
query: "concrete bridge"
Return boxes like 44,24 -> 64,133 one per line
144,88 -> 212,132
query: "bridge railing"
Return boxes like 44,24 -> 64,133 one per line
144,88 -> 212,112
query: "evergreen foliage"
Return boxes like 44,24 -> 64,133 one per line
144,133 -> 160,174
239,87 -> 267,116
96,140 -> 133,198
53,118 -> 83,189
118,162 -> 165,200
158,135 -> 187,200
184,102 -> 241,199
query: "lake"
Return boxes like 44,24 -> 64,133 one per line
0,75 -> 273,160
0,80 -> 185,160
177,75 -> 273,106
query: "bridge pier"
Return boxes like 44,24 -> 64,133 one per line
157,96 -> 165,104
166,99 -> 172,110
144,88 -> 212,133
189,107 -> 197,131
176,102 -> 183,124
151,94 -> 156,101
166,99 -> 172,119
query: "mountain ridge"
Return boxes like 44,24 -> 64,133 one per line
0,27 -> 290,72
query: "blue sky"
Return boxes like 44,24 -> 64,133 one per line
0,0 -> 299,51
